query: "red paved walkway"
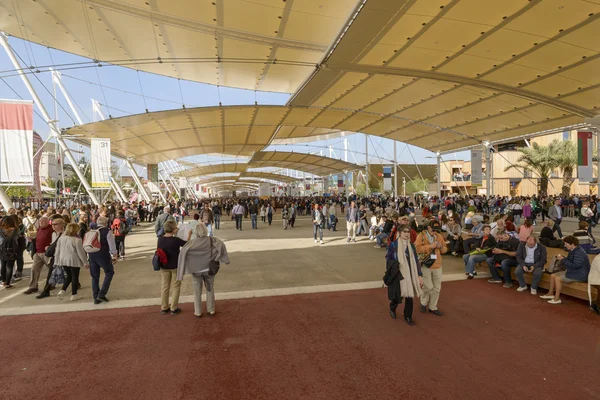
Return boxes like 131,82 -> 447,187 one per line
2,280 -> 599,400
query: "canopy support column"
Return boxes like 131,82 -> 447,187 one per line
365,134 -> 369,195
125,160 -> 151,202
110,176 -> 127,202
436,152 -> 441,199
0,32 -> 100,205
0,187 -> 14,211
393,141 -> 398,199
485,143 -> 492,197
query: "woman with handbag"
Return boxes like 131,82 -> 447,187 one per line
157,220 -> 189,315
177,223 -> 230,318
541,236 -> 590,305
55,223 -> 89,301
415,220 -> 447,316
386,226 -> 423,325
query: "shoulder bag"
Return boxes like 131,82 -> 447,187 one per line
545,255 -> 566,274
45,233 -> 62,258
208,237 -> 220,276
417,234 -> 436,268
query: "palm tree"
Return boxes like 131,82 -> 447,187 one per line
505,142 -> 555,197
550,139 -> 577,197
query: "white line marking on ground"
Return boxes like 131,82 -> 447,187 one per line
0,273 -> 487,317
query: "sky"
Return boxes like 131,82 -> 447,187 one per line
0,36 -> 470,178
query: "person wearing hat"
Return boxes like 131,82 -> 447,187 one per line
463,215 -> 484,253
415,220 -> 447,316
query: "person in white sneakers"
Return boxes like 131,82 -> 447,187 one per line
55,223 -> 89,301
312,203 -> 325,244
514,236 -> 547,295
540,236 -> 590,304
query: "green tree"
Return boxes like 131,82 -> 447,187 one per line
504,142 -> 554,197
64,156 -> 92,192
550,139 -> 577,197
354,182 -> 367,196
5,186 -> 33,198
404,176 -> 430,194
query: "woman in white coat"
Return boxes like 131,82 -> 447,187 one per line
55,223 -> 89,301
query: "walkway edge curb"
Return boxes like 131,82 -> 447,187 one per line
0,272 -> 483,316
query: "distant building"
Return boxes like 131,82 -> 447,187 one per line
433,129 -> 592,197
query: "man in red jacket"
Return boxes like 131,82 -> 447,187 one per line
23,216 -> 53,294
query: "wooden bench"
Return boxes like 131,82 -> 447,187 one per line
492,247 -> 597,301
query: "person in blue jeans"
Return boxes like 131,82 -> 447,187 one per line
88,216 -> 118,304
514,236 -> 548,295
312,204 -> 325,244
487,230 -> 520,288
463,225 -> 496,279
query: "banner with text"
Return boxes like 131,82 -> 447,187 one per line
0,100 -> 34,184
91,138 -> 111,188
471,149 -> 483,185
577,131 -> 593,182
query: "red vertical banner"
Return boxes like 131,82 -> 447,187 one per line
578,131 -> 593,182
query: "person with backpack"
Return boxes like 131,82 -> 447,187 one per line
111,211 -> 129,260
0,216 -> 20,289
87,216 -> 118,304
55,223 -> 89,301
154,206 -> 175,237
6,213 -> 26,282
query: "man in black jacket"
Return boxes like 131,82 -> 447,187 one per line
212,202 -> 222,230
486,230 -> 520,288
249,202 -> 258,230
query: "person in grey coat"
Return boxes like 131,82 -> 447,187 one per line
547,198 -> 564,238
177,223 -> 230,317
514,236 -> 547,295
155,206 -> 175,237
55,223 -> 89,301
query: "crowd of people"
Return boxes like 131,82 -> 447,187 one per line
1,192 -> 599,322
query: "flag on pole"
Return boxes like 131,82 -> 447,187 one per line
0,99 -> 34,184
577,131 -> 593,182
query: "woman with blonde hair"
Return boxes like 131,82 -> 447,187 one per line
55,223 -> 89,301
177,223 -> 230,318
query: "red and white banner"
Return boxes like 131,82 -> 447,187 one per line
0,100 -> 34,183
577,131 -> 593,183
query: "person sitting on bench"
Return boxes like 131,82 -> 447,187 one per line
463,224 -> 496,279
572,221 -> 600,254
514,236 -> 547,295
486,229 -> 520,288
463,216 -> 483,254
540,236 -> 590,305
538,220 -> 563,248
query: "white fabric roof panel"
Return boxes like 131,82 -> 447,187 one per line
173,151 -> 361,181
6,0 -> 600,155
287,0 -> 599,152
248,151 -> 361,177
0,0 -> 359,92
